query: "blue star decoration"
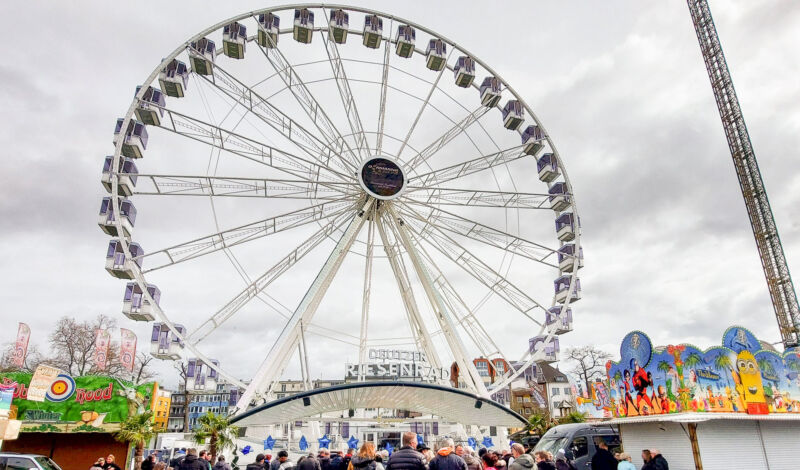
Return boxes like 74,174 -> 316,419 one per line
318,435 -> 331,449
482,436 -> 493,448
241,446 -> 252,455
416,434 -> 424,447
467,437 -> 476,448
348,436 -> 359,449
264,436 -> 275,450
299,436 -> 308,451
384,442 -> 394,455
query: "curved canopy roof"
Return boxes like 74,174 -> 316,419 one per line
231,381 -> 527,427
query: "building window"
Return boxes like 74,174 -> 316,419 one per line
523,397 -> 530,403
475,361 -> 489,377
552,388 -> 560,396
516,397 -> 523,403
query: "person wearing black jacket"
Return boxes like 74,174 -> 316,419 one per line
589,440 -> 616,470
103,455 -> 122,470
427,438 -> 466,470
142,455 -> 156,470
386,433 -> 425,470
648,450 -> 669,470
318,450 -> 332,470
247,454 -> 267,470
179,449 -> 212,470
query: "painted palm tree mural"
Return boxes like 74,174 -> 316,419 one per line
657,360 -> 675,401
713,352 -> 734,389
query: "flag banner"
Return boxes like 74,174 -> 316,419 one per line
11,323 -> 31,368
120,329 -> 137,373
94,329 -> 111,371
28,364 -> 60,402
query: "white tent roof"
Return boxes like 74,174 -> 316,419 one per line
232,381 -> 527,427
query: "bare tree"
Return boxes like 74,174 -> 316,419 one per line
565,346 -> 612,396
174,361 -> 191,432
45,314 -> 154,381
0,343 -> 44,373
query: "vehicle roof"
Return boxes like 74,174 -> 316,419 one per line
541,423 -> 618,437
0,453 -> 49,457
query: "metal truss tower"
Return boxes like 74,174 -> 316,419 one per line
687,0 -> 800,347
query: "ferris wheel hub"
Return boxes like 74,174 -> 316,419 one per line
358,156 -> 407,200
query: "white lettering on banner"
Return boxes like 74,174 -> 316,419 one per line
345,362 -> 450,381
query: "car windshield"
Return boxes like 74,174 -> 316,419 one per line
35,457 -> 62,470
533,435 -> 569,456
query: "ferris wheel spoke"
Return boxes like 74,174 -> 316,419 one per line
399,201 -> 562,267
395,214 -> 508,360
406,105 -> 491,171
133,174 -> 357,199
408,143 -> 528,189
320,17 -> 371,159
384,205 -> 489,396
195,60 -> 357,175
357,207 -> 376,379
376,20 -> 392,154
396,48 -> 455,161
237,198 -> 373,408
139,198 -> 355,273
151,104 -> 350,182
187,207 -> 358,345
252,25 -> 362,169
375,209 -> 445,374
400,205 -> 546,324
403,187 -> 552,210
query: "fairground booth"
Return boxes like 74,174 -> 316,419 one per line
0,370 -> 161,470
576,326 -> 800,470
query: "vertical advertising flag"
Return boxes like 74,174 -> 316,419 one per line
120,328 -> 137,373
27,364 -> 61,402
11,323 -> 31,369
94,329 -> 111,371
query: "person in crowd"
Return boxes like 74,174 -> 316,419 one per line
179,449 -> 209,470
155,462 -> 167,470
589,439 -> 616,470
171,450 -> 187,470
330,451 -> 344,470
553,450 -> 574,470
481,452 -> 499,470
428,438 -> 466,470
500,450 -> 512,468
495,460 -> 506,470
298,454 -> 321,470
640,450 -> 653,470
377,451 -> 390,465
199,451 -> 213,470
509,444 -> 526,467
342,449 -> 355,470
103,455 -> 122,470
454,446 -> 465,459
648,449 -> 668,470
348,442 -> 383,470
90,458 -> 105,470
245,454 -> 266,470
507,445 -> 533,470
319,449 -> 332,470
272,451 -> 291,470
532,452 -> 554,470
143,455 -> 157,470
615,453 -> 634,470
214,456 -> 232,470
386,432 -> 426,470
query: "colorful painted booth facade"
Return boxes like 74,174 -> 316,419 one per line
576,326 -> 800,419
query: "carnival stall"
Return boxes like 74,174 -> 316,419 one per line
576,326 -> 800,469
0,369 -> 159,470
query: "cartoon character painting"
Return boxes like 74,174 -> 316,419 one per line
735,350 -> 768,415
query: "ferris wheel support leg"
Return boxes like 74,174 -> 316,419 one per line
385,205 -> 489,397
375,210 -> 445,376
358,209 -> 376,381
235,198 -> 374,413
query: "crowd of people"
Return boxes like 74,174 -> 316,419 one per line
92,433 -> 667,470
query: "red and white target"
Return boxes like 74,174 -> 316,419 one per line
45,374 -> 76,402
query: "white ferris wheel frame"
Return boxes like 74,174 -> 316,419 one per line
107,3 -> 582,413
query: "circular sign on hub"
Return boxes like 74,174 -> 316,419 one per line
359,157 -> 406,200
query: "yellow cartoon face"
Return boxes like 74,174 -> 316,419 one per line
736,351 -> 766,405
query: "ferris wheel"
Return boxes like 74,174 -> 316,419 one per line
101,4 -> 582,412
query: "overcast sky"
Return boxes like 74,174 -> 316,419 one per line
2,0 -> 800,390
